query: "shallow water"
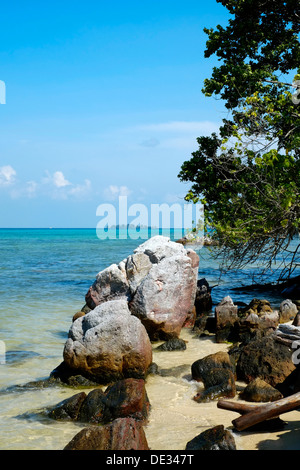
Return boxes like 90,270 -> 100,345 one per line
0,229 -> 299,450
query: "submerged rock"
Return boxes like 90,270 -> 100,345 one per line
48,378 -> 150,425
48,392 -> 87,421
192,351 -> 236,401
156,338 -> 187,351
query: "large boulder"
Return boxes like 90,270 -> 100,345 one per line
63,299 -> 152,384
85,236 -> 199,340
236,335 -> 296,387
129,237 -> 199,339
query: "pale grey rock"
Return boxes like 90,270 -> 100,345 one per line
85,263 -> 130,309
84,235 -> 199,340
64,299 -> 152,383
125,252 -> 152,295
279,299 -> 298,323
130,251 -> 198,339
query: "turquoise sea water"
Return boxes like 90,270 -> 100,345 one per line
0,228 -> 297,450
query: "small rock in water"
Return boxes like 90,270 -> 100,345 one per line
156,338 -> 187,351
5,350 -> 41,365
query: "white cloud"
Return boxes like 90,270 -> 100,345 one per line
0,165 -> 16,186
8,169 -> 92,200
53,171 -> 71,188
104,185 -> 132,201
69,179 -> 92,197
26,180 -> 38,198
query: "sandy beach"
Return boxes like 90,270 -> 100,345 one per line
144,328 -> 300,451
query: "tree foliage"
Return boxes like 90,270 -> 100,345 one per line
179,0 -> 300,282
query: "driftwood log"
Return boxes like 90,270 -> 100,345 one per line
218,392 -> 300,431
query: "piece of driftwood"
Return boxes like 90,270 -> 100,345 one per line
218,392 -> 300,431
217,399 -> 261,415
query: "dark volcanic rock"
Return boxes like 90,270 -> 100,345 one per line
63,417 -> 150,450
194,278 -> 213,315
236,335 -> 296,387
47,392 -> 87,421
48,378 -> 150,425
77,388 -> 106,423
192,351 -> 236,401
239,377 -> 283,402
185,425 -> 236,450
156,338 -> 187,351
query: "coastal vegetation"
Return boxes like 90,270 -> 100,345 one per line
178,0 -> 300,283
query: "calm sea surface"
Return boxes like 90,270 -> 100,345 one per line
0,228 -> 297,450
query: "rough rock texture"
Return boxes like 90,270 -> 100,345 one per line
102,378 -> 150,423
47,392 -> 87,421
293,312 -> 300,326
239,377 -> 283,402
48,378 -> 150,425
47,378 -> 150,424
236,335 -> 296,387
279,299 -> 298,323
185,425 -> 236,450
63,417 -> 150,450
156,338 -> 187,351
192,351 -> 235,381
194,278 -> 213,315
84,236 -> 199,340
214,296 -> 279,344
85,263 -> 130,310
215,296 -> 239,343
63,299 -> 152,383
77,388 -> 106,423
241,298 -> 273,315
129,237 -> 199,339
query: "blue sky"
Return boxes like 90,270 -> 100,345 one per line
0,0 -> 230,228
